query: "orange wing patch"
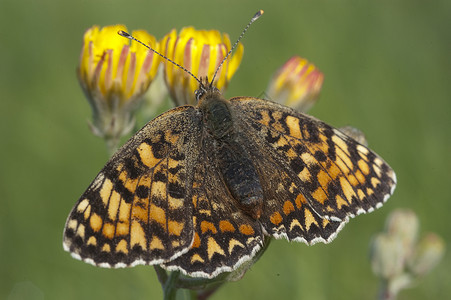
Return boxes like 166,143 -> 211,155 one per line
229,98 -> 396,245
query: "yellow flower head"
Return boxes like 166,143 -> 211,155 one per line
77,25 -> 161,149
267,56 -> 324,112
160,27 -> 244,105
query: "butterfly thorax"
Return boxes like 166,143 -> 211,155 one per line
197,87 -> 264,220
198,89 -> 233,139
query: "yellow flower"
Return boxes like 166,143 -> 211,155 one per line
160,27 -> 243,105
77,25 -> 161,151
267,56 -> 324,112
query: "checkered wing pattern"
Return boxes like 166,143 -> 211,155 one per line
63,105 -> 264,278
63,95 -> 396,278
230,97 -> 396,244
163,132 -> 264,278
63,106 -> 201,267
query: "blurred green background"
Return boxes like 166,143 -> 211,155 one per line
1,0 -> 450,299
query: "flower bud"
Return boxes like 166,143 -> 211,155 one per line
408,233 -> 445,277
267,56 -> 323,112
370,233 -> 405,279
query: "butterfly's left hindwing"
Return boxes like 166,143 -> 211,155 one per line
229,97 -> 396,244
63,106 -> 202,267
163,133 -> 264,278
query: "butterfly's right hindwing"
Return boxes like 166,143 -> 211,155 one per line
229,97 -> 396,244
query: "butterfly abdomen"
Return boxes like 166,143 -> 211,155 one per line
215,140 -> 264,219
199,90 -> 264,219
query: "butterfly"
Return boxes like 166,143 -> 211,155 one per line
63,11 -> 396,279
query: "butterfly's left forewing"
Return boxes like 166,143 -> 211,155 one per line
63,106 -> 202,267
230,97 -> 396,244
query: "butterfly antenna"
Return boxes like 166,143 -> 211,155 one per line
118,30 -> 203,87
210,9 -> 264,87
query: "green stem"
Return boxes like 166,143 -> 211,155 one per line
196,281 -> 224,300
379,279 -> 395,300
175,274 -> 227,290
163,271 -> 180,300
154,238 -> 273,299
154,265 -> 168,287
105,135 -> 119,156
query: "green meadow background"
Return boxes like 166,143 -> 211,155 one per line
1,0 -> 450,299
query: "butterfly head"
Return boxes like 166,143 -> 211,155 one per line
195,76 -> 221,103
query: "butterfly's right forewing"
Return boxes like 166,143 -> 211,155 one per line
230,97 -> 396,245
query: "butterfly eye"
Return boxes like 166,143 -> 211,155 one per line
195,88 -> 205,101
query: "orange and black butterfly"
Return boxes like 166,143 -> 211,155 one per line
63,10 -> 396,278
